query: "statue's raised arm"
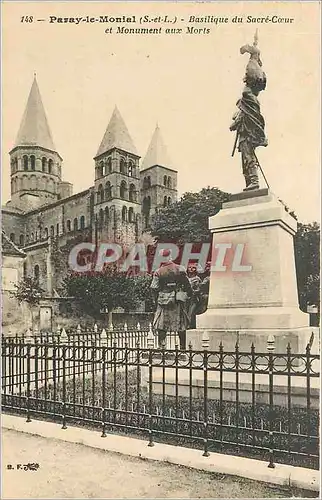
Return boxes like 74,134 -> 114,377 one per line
230,30 -> 268,192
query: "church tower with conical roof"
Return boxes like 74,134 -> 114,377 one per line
94,106 -> 141,244
141,124 -> 177,229
9,75 -> 63,211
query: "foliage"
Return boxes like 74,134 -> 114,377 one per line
63,266 -> 152,318
151,187 -> 230,243
10,277 -> 44,305
294,222 -> 320,311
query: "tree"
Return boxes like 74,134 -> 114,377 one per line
151,187 -> 230,243
10,277 -> 45,329
294,222 -> 320,313
63,266 -> 152,327
152,187 -> 320,317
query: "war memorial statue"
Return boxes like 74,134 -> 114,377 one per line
230,31 -> 268,191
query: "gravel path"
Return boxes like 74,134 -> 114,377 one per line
1,428 -> 317,499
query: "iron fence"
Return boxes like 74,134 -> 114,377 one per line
1,332 -> 319,470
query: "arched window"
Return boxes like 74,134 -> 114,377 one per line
44,227 -> 49,239
163,196 -> 167,207
42,157 -> 47,172
143,176 -> 150,189
168,197 -> 172,206
26,234 -> 29,244
19,234 -> 24,246
98,162 -> 104,178
129,184 -> 136,202
80,216 -> 85,229
163,175 -> 167,186
30,175 -> 36,190
30,233 -> 34,242
50,225 -> 55,236
66,220 -> 71,232
97,184 -> 104,203
107,157 -> 112,173
23,262 -> 27,278
128,161 -> 134,177
35,231 -> 38,241
99,209 -> 104,227
143,196 -> 151,228
168,177 -> 172,188
10,233 -> 15,242
105,206 -> 109,223
23,155 -> 28,171
73,218 -> 78,231
120,158 -> 126,174
56,223 -> 59,235
122,206 -> 127,222
34,265 -> 40,284
48,159 -> 53,174
30,155 -> 36,171
120,180 -> 127,199
105,181 -> 112,200
128,207 -> 134,223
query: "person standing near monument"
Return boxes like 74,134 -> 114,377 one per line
151,249 -> 192,349
230,30 -> 268,191
187,264 -> 202,329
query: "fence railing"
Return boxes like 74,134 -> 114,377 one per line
1,332 -> 320,470
7,323 -> 180,350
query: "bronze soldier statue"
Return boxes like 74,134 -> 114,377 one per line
151,249 -> 192,350
230,31 -> 268,191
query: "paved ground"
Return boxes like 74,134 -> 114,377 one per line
1,429 -> 317,499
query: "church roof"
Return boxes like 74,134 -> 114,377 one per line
95,106 -> 138,157
1,231 -> 26,257
141,124 -> 172,171
14,75 -> 56,152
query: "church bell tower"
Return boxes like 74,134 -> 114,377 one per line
9,75 -> 63,211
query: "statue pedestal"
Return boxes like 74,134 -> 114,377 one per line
187,189 -> 318,354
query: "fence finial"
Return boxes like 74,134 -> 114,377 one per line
33,325 -> 39,336
94,323 -> 98,333
77,324 -> 81,333
101,328 -> 107,345
147,324 -> 155,349
124,322 -> 128,332
56,324 -> 61,335
109,322 -> 114,332
137,322 -> 141,331
202,331 -> 210,350
267,334 -> 275,352
25,328 -> 33,343
60,328 -> 68,344
307,331 -> 314,350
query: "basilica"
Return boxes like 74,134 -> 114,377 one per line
2,76 -> 178,296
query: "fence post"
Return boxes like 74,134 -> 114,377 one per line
202,332 -> 210,457
147,323 -> 154,447
60,328 -> 68,430
306,332 -> 314,453
267,334 -> 276,469
26,337 -> 32,423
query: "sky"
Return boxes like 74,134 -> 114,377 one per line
2,1 -> 320,223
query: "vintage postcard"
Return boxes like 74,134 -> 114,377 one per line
1,1 -> 320,499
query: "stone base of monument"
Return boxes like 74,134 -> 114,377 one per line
186,189 -> 320,356
140,367 -> 319,409
186,325 -> 318,355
